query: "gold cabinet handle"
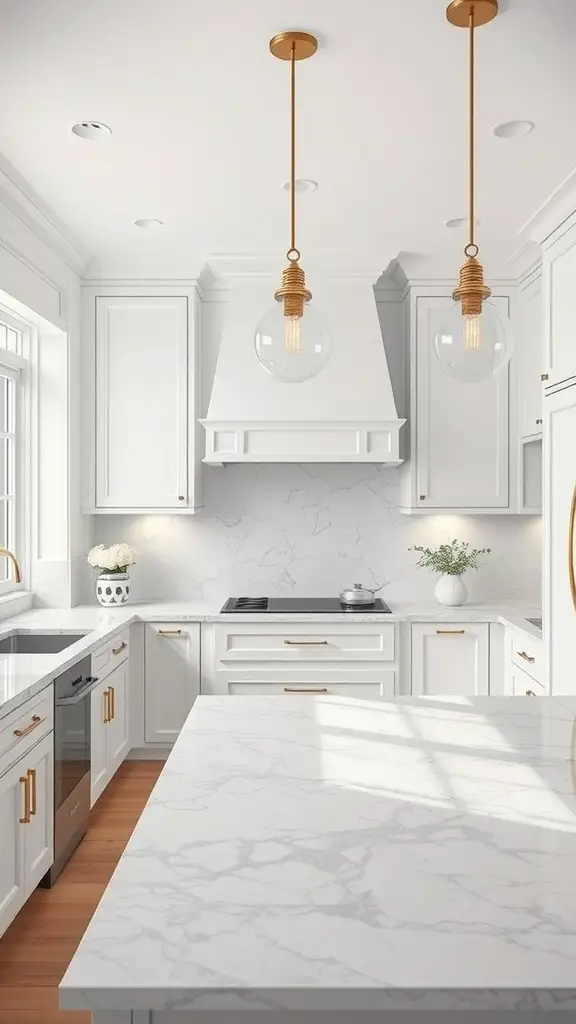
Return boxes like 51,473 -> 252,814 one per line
103,689 -> 110,724
27,768 -> 37,816
284,687 -> 329,693
283,640 -> 329,646
517,650 -> 536,664
436,629 -> 466,635
158,629 -> 183,636
526,689 -> 537,697
19,775 -> 30,824
14,714 -> 43,738
112,641 -> 127,655
108,686 -> 115,721
569,482 -> 576,614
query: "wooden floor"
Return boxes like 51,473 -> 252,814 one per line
0,760 -> 163,1024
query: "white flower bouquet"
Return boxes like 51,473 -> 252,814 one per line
87,543 -> 136,574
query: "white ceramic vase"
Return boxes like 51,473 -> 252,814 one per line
96,572 -> 130,606
434,573 -> 467,607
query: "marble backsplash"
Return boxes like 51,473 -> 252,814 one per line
90,464 -> 542,607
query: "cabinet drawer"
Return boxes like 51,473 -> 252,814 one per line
510,632 -> 544,685
0,689 -> 54,775
92,628 -> 130,682
226,675 -> 396,699
510,665 -> 546,696
215,623 -> 396,663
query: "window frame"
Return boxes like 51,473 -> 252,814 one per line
0,310 -> 30,597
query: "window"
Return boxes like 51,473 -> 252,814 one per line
0,312 -> 28,595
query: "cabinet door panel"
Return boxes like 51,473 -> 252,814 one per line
90,680 -> 109,807
0,757 -> 27,936
96,296 -> 188,508
411,623 -> 489,695
107,660 -> 130,774
544,384 -> 576,694
545,224 -> 576,386
25,733 -> 54,890
145,624 -> 200,743
416,296 -> 509,508
519,274 -> 543,439
225,677 -> 395,699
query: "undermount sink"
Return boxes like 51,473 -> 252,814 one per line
0,631 -> 87,655
526,617 -> 542,631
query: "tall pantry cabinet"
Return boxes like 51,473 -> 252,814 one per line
81,285 -> 202,514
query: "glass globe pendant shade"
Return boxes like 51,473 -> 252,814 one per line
254,301 -> 331,383
433,300 -> 513,383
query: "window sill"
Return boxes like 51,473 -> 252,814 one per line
0,590 -> 34,621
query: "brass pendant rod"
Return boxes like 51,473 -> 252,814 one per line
289,41 -> 296,256
468,6 -> 475,251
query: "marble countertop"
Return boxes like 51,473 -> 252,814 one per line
61,693 -> 576,1013
0,600 -> 541,720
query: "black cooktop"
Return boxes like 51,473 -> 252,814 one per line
221,597 -> 392,613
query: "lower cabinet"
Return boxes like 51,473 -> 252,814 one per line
90,660 -> 130,807
145,624 -> 201,743
217,676 -> 396,699
0,732 -> 54,937
411,623 -> 490,695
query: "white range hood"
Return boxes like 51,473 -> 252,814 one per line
201,268 -> 405,465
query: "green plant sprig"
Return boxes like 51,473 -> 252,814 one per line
409,539 -> 491,576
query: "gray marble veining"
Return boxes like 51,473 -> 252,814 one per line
61,694 -> 576,1013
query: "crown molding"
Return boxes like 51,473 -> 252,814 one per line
206,251 -> 393,281
518,165 -> 576,247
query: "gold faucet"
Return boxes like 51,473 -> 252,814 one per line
0,548 -> 22,583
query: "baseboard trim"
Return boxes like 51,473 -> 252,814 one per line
127,746 -> 171,761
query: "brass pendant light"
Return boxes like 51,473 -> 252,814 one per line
254,31 -> 331,383
434,0 -> 513,381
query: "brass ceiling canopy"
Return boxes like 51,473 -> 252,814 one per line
269,31 -> 318,61
269,31 -> 318,322
446,0 -> 498,29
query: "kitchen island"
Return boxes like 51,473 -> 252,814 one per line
60,694 -> 576,1018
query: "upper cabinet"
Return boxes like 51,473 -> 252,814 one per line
82,286 -> 201,514
518,269 -> 543,441
400,291 -> 512,513
542,217 -> 576,388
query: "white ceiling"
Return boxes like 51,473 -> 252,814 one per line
0,0 -> 575,274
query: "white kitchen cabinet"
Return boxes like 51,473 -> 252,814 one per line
145,624 -> 200,743
519,270 -> 543,440
544,380 -> 576,695
509,669 -> 545,697
0,732 -> 54,938
400,293 -> 511,512
411,622 -> 489,695
90,660 -> 130,806
215,677 -> 396,699
83,286 -> 201,513
542,217 -> 576,388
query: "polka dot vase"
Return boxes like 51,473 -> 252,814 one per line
96,572 -> 130,606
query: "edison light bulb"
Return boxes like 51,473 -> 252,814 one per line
254,302 -> 331,383
433,300 -> 513,383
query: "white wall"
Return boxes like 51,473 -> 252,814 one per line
92,464 -> 541,606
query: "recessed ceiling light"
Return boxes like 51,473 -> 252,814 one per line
71,121 -> 111,140
133,218 -> 164,229
282,179 -> 318,193
492,120 -> 534,139
445,217 -> 481,229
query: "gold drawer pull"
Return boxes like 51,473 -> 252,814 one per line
284,640 -> 329,646
14,714 -> 43,738
517,650 -> 535,664
158,629 -> 183,636
19,775 -> 30,824
108,685 -> 115,721
436,630 -> 466,635
284,687 -> 329,693
27,768 -> 37,815
526,689 -> 537,697
112,641 -> 127,655
103,689 -> 110,724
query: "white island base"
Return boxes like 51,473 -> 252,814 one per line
61,695 -> 576,1018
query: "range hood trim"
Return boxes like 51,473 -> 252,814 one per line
201,419 -> 406,466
